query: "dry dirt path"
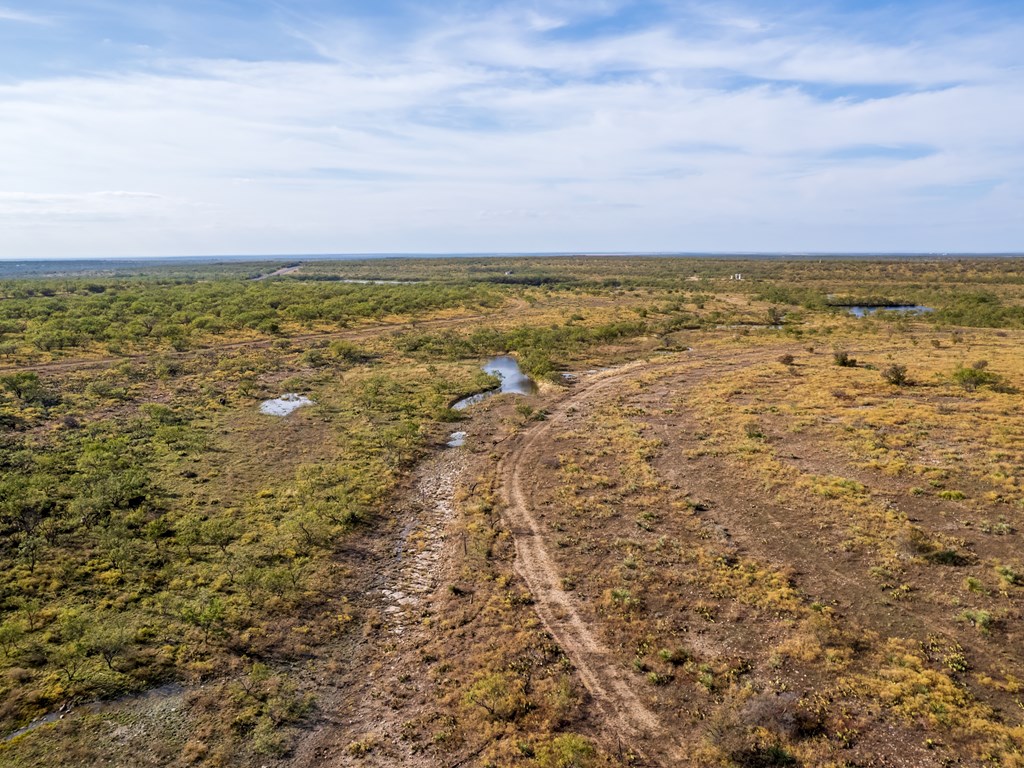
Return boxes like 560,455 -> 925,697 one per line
495,344 -> 957,765
380,450 -> 464,636
496,351 -> 776,763
498,344 -> 1022,767
498,359 -> 693,766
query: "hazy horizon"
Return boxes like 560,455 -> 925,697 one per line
3,250 -> 1024,264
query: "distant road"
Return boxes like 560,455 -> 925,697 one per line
252,264 -> 302,280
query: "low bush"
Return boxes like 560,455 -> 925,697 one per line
881,364 -> 909,386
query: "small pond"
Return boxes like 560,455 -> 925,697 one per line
452,356 -> 538,411
848,305 -> 933,318
259,393 -> 315,416
447,431 -> 467,448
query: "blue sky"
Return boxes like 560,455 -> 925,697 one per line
1,1 -> 1022,256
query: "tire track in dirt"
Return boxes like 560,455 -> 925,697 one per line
498,358 -> 703,765
496,346 -> 935,765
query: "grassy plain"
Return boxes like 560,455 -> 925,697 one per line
0,256 -> 1022,767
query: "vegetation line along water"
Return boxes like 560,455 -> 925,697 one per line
451,355 -> 538,410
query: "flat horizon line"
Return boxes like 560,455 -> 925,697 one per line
1,250 -> 1023,262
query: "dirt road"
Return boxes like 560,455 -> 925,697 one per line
498,360 -> 689,765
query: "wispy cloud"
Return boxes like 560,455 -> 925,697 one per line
0,6 -> 49,25
0,1 -> 1022,256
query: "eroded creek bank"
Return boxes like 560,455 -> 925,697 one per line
380,449 -> 466,635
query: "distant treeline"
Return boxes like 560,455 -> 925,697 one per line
0,279 -> 502,356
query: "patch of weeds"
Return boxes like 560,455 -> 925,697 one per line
464,671 -> 531,722
693,602 -> 717,622
346,736 -> 378,757
890,583 -> 913,600
744,421 -> 766,440
957,609 -> 994,633
944,652 -> 970,673
870,566 -> 897,590
610,587 -> 632,602
696,664 -> 716,691
516,740 -> 535,758
833,350 -> 857,367
810,475 -> 866,498
964,577 -> 987,594
646,671 -> 672,685
504,590 -> 535,607
996,565 -> 1022,587
980,520 -> 1014,535
658,647 -> 692,666
534,734 -> 597,768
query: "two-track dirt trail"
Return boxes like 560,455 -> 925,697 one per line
497,360 -> 688,766
495,343 -> 1022,768
495,348 -> 798,765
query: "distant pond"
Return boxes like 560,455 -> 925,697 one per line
848,305 -> 934,318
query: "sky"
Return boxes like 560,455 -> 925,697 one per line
0,1 -> 1022,257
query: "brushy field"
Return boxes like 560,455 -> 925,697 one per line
0,256 -> 1022,767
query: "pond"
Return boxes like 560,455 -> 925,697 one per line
452,356 -> 538,411
259,393 -> 315,416
848,305 -> 933,318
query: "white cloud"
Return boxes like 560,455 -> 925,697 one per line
0,6 -> 49,24
524,11 -> 567,32
0,3 -> 1022,256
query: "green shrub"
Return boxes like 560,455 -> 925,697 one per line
881,364 -> 909,386
952,364 -> 1004,392
464,671 -> 530,722
997,565 -> 1022,587
535,734 -> 597,768
957,609 -> 993,632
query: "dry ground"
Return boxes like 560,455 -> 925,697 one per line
285,324 -> 1024,768
5,306 -> 1024,767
